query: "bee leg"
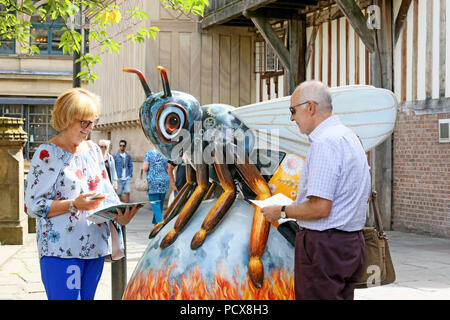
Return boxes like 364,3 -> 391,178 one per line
203,181 -> 217,200
230,146 -> 272,289
191,152 -> 236,249
149,164 -> 196,239
160,163 -> 209,248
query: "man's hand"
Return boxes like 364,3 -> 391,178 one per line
261,205 -> 283,223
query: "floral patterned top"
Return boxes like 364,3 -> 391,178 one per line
144,149 -> 169,194
25,141 -> 121,259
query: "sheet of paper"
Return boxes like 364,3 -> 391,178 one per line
249,193 -> 294,208
249,193 -> 297,225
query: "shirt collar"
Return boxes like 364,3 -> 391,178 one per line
308,115 -> 341,143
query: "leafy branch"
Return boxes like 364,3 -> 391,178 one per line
161,0 -> 209,20
0,0 -> 209,82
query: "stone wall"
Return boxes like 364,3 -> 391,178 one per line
0,117 -> 28,244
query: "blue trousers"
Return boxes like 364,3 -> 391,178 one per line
40,256 -> 105,300
148,192 -> 166,224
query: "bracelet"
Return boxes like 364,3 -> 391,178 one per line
69,200 -> 77,214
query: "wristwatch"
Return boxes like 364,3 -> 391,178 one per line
280,205 -> 287,219
69,200 -> 77,214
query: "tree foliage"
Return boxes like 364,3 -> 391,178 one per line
0,0 -> 209,82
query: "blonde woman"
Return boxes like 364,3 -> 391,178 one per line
98,139 -> 118,191
25,88 -> 142,300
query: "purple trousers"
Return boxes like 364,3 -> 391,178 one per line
294,228 -> 365,300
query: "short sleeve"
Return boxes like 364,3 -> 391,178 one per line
25,145 -> 61,218
144,151 -> 150,163
304,140 -> 341,201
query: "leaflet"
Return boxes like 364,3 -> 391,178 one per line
86,201 -> 155,224
249,193 -> 296,225
249,193 -> 294,208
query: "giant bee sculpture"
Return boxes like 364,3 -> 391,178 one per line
124,66 -> 294,288
123,65 -> 397,289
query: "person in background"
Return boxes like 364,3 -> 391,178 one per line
168,158 -> 187,197
142,147 -> 170,226
113,140 -> 133,203
261,81 -> 370,300
98,139 -> 118,192
24,88 -> 142,300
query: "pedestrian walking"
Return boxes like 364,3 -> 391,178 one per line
142,148 -> 170,225
113,140 -> 133,203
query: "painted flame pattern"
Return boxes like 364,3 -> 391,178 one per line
123,258 -> 294,300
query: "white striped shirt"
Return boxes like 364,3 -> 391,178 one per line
295,115 -> 370,231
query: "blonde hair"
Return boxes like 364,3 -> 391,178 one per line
51,88 -> 100,132
98,139 -> 111,150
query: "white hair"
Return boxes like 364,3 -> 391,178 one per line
295,81 -> 333,113
98,139 -> 111,150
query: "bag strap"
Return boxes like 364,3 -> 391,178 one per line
355,134 -> 388,239
370,190 -> 387,239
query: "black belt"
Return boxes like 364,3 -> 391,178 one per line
298,227 -> 360,234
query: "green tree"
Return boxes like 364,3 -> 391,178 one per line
0,0 -> 209,82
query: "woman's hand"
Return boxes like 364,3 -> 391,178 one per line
111,204 -> 143,226
73,192 -> 107,211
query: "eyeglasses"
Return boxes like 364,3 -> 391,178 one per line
289,100 -> 318,115
80,118 -> 99,129
119,144 -> 126,148
99,145 -> 107,149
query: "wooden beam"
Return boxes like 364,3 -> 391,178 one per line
306,0 -> 372,27
369,0 -> 393,230
201,0 -> 276,29
393,0 -> 413,46
243,10 -> 291,73
246,8 -> 305,20
288,19 -> 306,93
305,25 -> 319,66
440,0 -> 446,98
335,0 -> 375,52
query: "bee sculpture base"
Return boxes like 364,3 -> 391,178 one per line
122,199 -> 295,300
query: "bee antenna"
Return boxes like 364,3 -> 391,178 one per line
123,68 -> 152,97
157,66 -> 172,97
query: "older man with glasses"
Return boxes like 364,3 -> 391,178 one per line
262,81 -> 370,300
113,140 -> 133,203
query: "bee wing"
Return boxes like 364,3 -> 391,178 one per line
231,85 -> 398,158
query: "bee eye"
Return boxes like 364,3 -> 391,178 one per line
165,113 -> 180,133
157,104 -> 186,141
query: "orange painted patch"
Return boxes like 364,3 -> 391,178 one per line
123,258 -> 294,300
268,154 -> 305,201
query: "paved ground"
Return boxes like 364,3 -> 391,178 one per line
1,205 -> 450,300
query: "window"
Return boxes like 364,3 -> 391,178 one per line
0,37 -> 15,54
265,44 -> 276,72
0,4 -> 16,54
0,103 -> 57,160
254,31 -> 285,74
255,41 -> 265,73
30,11 -> 67,55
